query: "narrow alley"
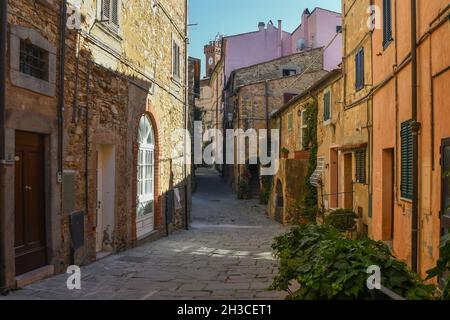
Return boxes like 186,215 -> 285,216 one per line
1,168 -> 287,300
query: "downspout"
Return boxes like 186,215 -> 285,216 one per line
85,60 -> 91,230
58,1 -> 67,187
184,0 -> 189,230
0,0 -> 7,293
410,0 -> 420,273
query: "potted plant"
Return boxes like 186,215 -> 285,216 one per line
281,147 -> 290,159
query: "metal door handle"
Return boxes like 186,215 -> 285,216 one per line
25,186 -> 32,191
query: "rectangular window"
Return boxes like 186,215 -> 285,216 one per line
383,0 -> 393,47
355,48 -> 365,91
283,69 -> 297,77
401,120 -> 413,199
300,110 -> 308,150
172,40 -> 181,79
355,149 -> 366,184
287,113 -> 293,132
102,0 -> 120,30
323,90 -> 331,122
19,40 -> 49,81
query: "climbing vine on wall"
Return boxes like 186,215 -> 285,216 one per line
301,99 -> 319,222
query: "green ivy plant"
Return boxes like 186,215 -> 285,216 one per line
301,100 -> 319,223
426,230 -> 450,300
270,224 -> 436,300
259,175 -> 273,205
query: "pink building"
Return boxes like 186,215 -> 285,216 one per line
222,7 -> 342,80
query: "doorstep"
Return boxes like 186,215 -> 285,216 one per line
15,265 -> 55,288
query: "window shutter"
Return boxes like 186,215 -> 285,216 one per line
356,150 -> 366,184
401,120 -> 413,199
355,49 -> 364,90
324,91 -> 331,121
111,0 -> 119,26
102,0 -> 111,20
383,0 -> 392,46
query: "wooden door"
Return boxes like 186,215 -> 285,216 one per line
382,148 -> 395,241
96,150 -> 103,252
330,149 -> 339,208
343,153 -> 353,209
15,131 -> 47,276
442,138 -> 450,234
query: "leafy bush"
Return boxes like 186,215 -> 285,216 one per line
271,224 -> 436,300
259,176 -> 273,205
324,209 -> 357,232
427,231 -> 450,300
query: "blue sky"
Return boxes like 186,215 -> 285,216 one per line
188,0 -> 341,76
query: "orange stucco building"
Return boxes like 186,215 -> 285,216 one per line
372,0 -> 450,277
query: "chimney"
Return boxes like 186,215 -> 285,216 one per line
277,20 -> 283,57
258,22 -> 265,31
302,8 -> 310,48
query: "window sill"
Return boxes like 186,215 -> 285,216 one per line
323,119 -> 332,126
97,22 -> 123,41
171,76 -> 182,87
383,38 -> 394,51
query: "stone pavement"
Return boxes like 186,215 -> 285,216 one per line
2,168 -> 287,300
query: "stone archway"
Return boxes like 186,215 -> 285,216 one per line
275,180 -> 284,223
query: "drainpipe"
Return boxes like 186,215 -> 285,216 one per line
410,0 -> 420,273
0,0 -> 7,293
184,0 -> 189,230
58,1 -> 67,185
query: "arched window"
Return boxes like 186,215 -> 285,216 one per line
137,115 -> 155,238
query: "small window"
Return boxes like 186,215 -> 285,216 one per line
172,40 -> 181,79
401,120 -> 413,199
300,110 -> 308,150
323,90 -> 331,122
383,0 -> 393,47
283,69 -> 297,77
287,113 -> 293,132
355,149 -> 366,184
355,48 -> 365,91
102,0 -> 120,30
283,93 -> 297,104
19,40 -> 49,81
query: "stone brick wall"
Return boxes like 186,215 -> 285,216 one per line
232,48 -> 324,88
1,0 -> 189,287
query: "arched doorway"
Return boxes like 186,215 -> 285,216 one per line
136,115 -> 155,239
275,180 -> 284,223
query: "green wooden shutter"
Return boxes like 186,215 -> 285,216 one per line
355,49 -> 364,90
356,150 -> 366,184
383,0 -> 393,47
401,120 -> 413,199
324,91 -> 331,121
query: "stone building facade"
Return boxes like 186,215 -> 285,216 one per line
0,0 -> 189,289
337,0 -> 373,236
269,71 -> 341,224
224,49 -> 328,195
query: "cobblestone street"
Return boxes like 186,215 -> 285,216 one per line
2,168 -> 287,300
